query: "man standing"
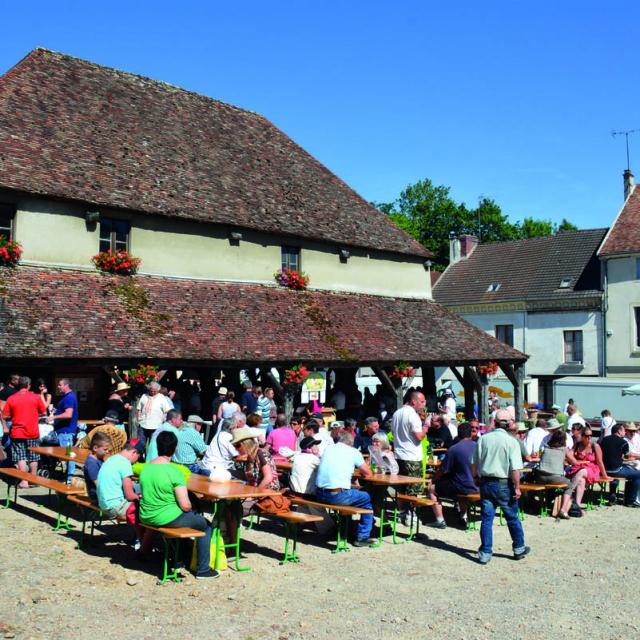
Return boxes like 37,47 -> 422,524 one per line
2,376 -> 46,486
46,378 -> 79,483
0,373 -> 20,438
136,381 -> 172,448
471,411 -> 529,564
210,386 -> 227,435
240,382 -> 257,415
315,430 -> 374,546
391,391 -> 429,494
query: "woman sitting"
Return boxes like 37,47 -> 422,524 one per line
369,432 -> 399,474
139,431 -> 217,580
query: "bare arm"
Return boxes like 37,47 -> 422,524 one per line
593,444 -> 607,477
258,460 -> 274,489
510,469 -> 521,499
358,462 -> 373,479
122,476 -> 139,502
564,448 -> 578,465
174,485 -> 192,512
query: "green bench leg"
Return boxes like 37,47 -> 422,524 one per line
158,537 -> 182,585
373,505 -> 404,547
406,507 -> 420,542
332,512 -> 350,553
466,503 -> 478,532
3,482 -> 18,509
281,522 -> 301,564
52,495 -> 75,531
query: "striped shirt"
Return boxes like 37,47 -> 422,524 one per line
173,426 -> 207,465
257,395 -> 271,430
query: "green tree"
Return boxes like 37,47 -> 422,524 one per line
517,217 -> 555,238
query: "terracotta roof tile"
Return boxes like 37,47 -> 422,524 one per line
0,266 -> 525,365
0,49 -> 429,259
599,186 -> 640,256
433,229 -> 607,306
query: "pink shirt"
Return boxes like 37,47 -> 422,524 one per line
266,427 -> 297,461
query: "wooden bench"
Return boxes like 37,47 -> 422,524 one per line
140,523 -> 206,584
290,496 -> 373,553
67,494 -> 127,548
0,467 -> 84,530
258,509 -> 324,564
392,493 -> 438,542
586,476 -> 618,509
456,493 -> 480,532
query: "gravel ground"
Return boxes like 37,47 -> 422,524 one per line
0,487 -> 639,640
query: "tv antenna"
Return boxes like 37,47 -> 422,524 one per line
612,128 -> 640,171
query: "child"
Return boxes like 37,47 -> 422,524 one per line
96,441 -> 145,548
83,432 -> 111,504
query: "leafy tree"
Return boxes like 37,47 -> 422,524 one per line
377,179 -> 577,269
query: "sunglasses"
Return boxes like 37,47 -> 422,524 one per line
583,434 -> 592,438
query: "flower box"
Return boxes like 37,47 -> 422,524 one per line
274,268 -> 309,290
92,250 -> 141,275
0,238 -> 22,266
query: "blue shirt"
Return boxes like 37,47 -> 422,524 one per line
316,443 -> 364,490
354,430 -> 373,454
97,454 -> 133,510
443,438 -> 478,494
240,391 -> 258,414
54,391 -> 79,434
83,455 -> 104,503
146,423 -> 180,462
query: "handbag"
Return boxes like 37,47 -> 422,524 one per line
255,491 -> 292,515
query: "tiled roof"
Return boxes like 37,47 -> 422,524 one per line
433,228 -> 607,306
599,186 -> 640,256
0,266 -> 525,365
0,49 -> 429,259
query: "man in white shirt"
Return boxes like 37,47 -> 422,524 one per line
391,390 -> 428,495
290,436 -> 321,495
443,389 -> 457,424
524,418 -> 549,456
201,415 -> 243,476
136,381 -> 173,448
566,405 -> 585,432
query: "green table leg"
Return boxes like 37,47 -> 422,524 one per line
158,537 -> 182,585
466,503 -> 478,532
281,522 -> 301,564
213,500 -> 251,571
332,512 -> 350,553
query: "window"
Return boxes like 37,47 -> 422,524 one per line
0,203 -> 15,241
487,282 -> 501,292
495,324 -> 514,347
635,308 -> 640,347
99,218 -> 130,253
563,330 -> 583,363
559,278 -> 572,288
281,246 -> 300,271
636,259 -> 640,280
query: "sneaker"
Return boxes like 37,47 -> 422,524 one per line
427,520 -> 447,529
478,552 -> 492,565
133,539 -> 142,551
625,502 -> 640,508
352,538 -> 375,547
514,546 -> 531,561
196,568 -> 221,580
608,495 -> 617,506
557,511 -> 570,520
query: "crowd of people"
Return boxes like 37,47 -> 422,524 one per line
2,372 -> 640,573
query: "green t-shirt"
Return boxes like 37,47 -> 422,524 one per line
97,454 -> 133,511
139,463 -> 186,526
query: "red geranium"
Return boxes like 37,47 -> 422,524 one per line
92,250 -> 141,275
274,268 -> 309,290
0,237 -> 22,266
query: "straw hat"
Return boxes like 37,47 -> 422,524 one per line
625,422 -> 638,431
218,386 -> 228,395
115,382 -> 130,393
230,427 -> 256,446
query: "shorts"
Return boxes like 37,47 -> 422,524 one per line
103,500 -> 137,526
11,438 -> 40,464
397,459 -> 424,496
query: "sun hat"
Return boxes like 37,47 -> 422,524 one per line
516,422 -> 528,432
230,427 -> 256,446
546,418 -> 561,430
625,422 -> 638,431
102,410 -> 120,423
218,386 -> 228,395
551,404 -> 562,411
495,409 -> 512,423
187,415 -> 205,424
329,420 -> 344,430
115,382 -> 130,393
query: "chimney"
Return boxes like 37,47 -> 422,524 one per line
624,169 -> 635,201
449,231 -> 461,265
459,234 -> 479,258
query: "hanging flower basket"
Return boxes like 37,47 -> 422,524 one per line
124,364 -> 159,384
0,238 -> 22,266
283,364 -> 309,385
478,361 -> 499,377
92,250 -> 141,275
390,361 -> 415,379
274,268 -> 309,290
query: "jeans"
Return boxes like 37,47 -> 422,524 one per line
136,428 -> 156,450
51,432 -> 75,481
606,466 -> 640,504
187,463 -> 211,477
479,480 -> 525,559
165,511 -> 212,575
316,488 -> 373,541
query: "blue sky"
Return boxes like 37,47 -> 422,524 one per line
1,1 -> 638,229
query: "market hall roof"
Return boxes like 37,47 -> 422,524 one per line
0,48 -> 429,259
433,228 -> 607,307
0,266 -> 525,366
599,185 -> 640,256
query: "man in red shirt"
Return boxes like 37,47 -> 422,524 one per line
2,376 -> 46,486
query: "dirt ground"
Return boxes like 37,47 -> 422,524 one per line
0,486 -> 639,640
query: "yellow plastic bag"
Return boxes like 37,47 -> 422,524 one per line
190,529 -> 227,572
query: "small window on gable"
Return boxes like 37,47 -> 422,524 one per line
559,278 -> 572,288
0,203 -> 15,241
99,218 -> 130,253
281,246 -> 300,272
487,282 -> 501,292
495,324 -> 514,347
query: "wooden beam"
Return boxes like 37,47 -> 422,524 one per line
450,366 -> 465,387
462,367 -> 476,419
498,361 -> 517,387
372,366 -> 403,410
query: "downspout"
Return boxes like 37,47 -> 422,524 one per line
602,260 -> 608,378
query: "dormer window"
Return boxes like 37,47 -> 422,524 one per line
281,246 -> 300,272
99,218 -> 130,253
0,203 -> 15,241
559,278 -> 572,289
487,282 -> 501,292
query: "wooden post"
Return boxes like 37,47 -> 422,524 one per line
478,369 -> 488,425
462,367 -> 476,420
420,364 -> 437,411
498,361 -> 525,420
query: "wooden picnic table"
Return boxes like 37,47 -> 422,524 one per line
361,473 -> 433,486
186,474 -> 278,500
29,446 -> 90,464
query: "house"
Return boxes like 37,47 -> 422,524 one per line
0,49 -> 525,418
433,228 -> 607,408
598,170 -> 640,377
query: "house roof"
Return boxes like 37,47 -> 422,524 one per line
0,266 -> 525,365
0,49 -> 429,259
433,228 -> 607,306
599,185 -> 640,256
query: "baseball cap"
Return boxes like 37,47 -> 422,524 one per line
300,436 -> 321,450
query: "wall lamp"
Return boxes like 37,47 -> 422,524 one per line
85,210 -> 100,224
229,230 -> 243,244
339,248 -> 350,263
423,259 -> 432,271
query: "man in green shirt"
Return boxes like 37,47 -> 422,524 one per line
139,431 -> 217,579
471,409 -> 529,565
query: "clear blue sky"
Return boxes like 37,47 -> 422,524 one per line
1,1 -> 638,229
